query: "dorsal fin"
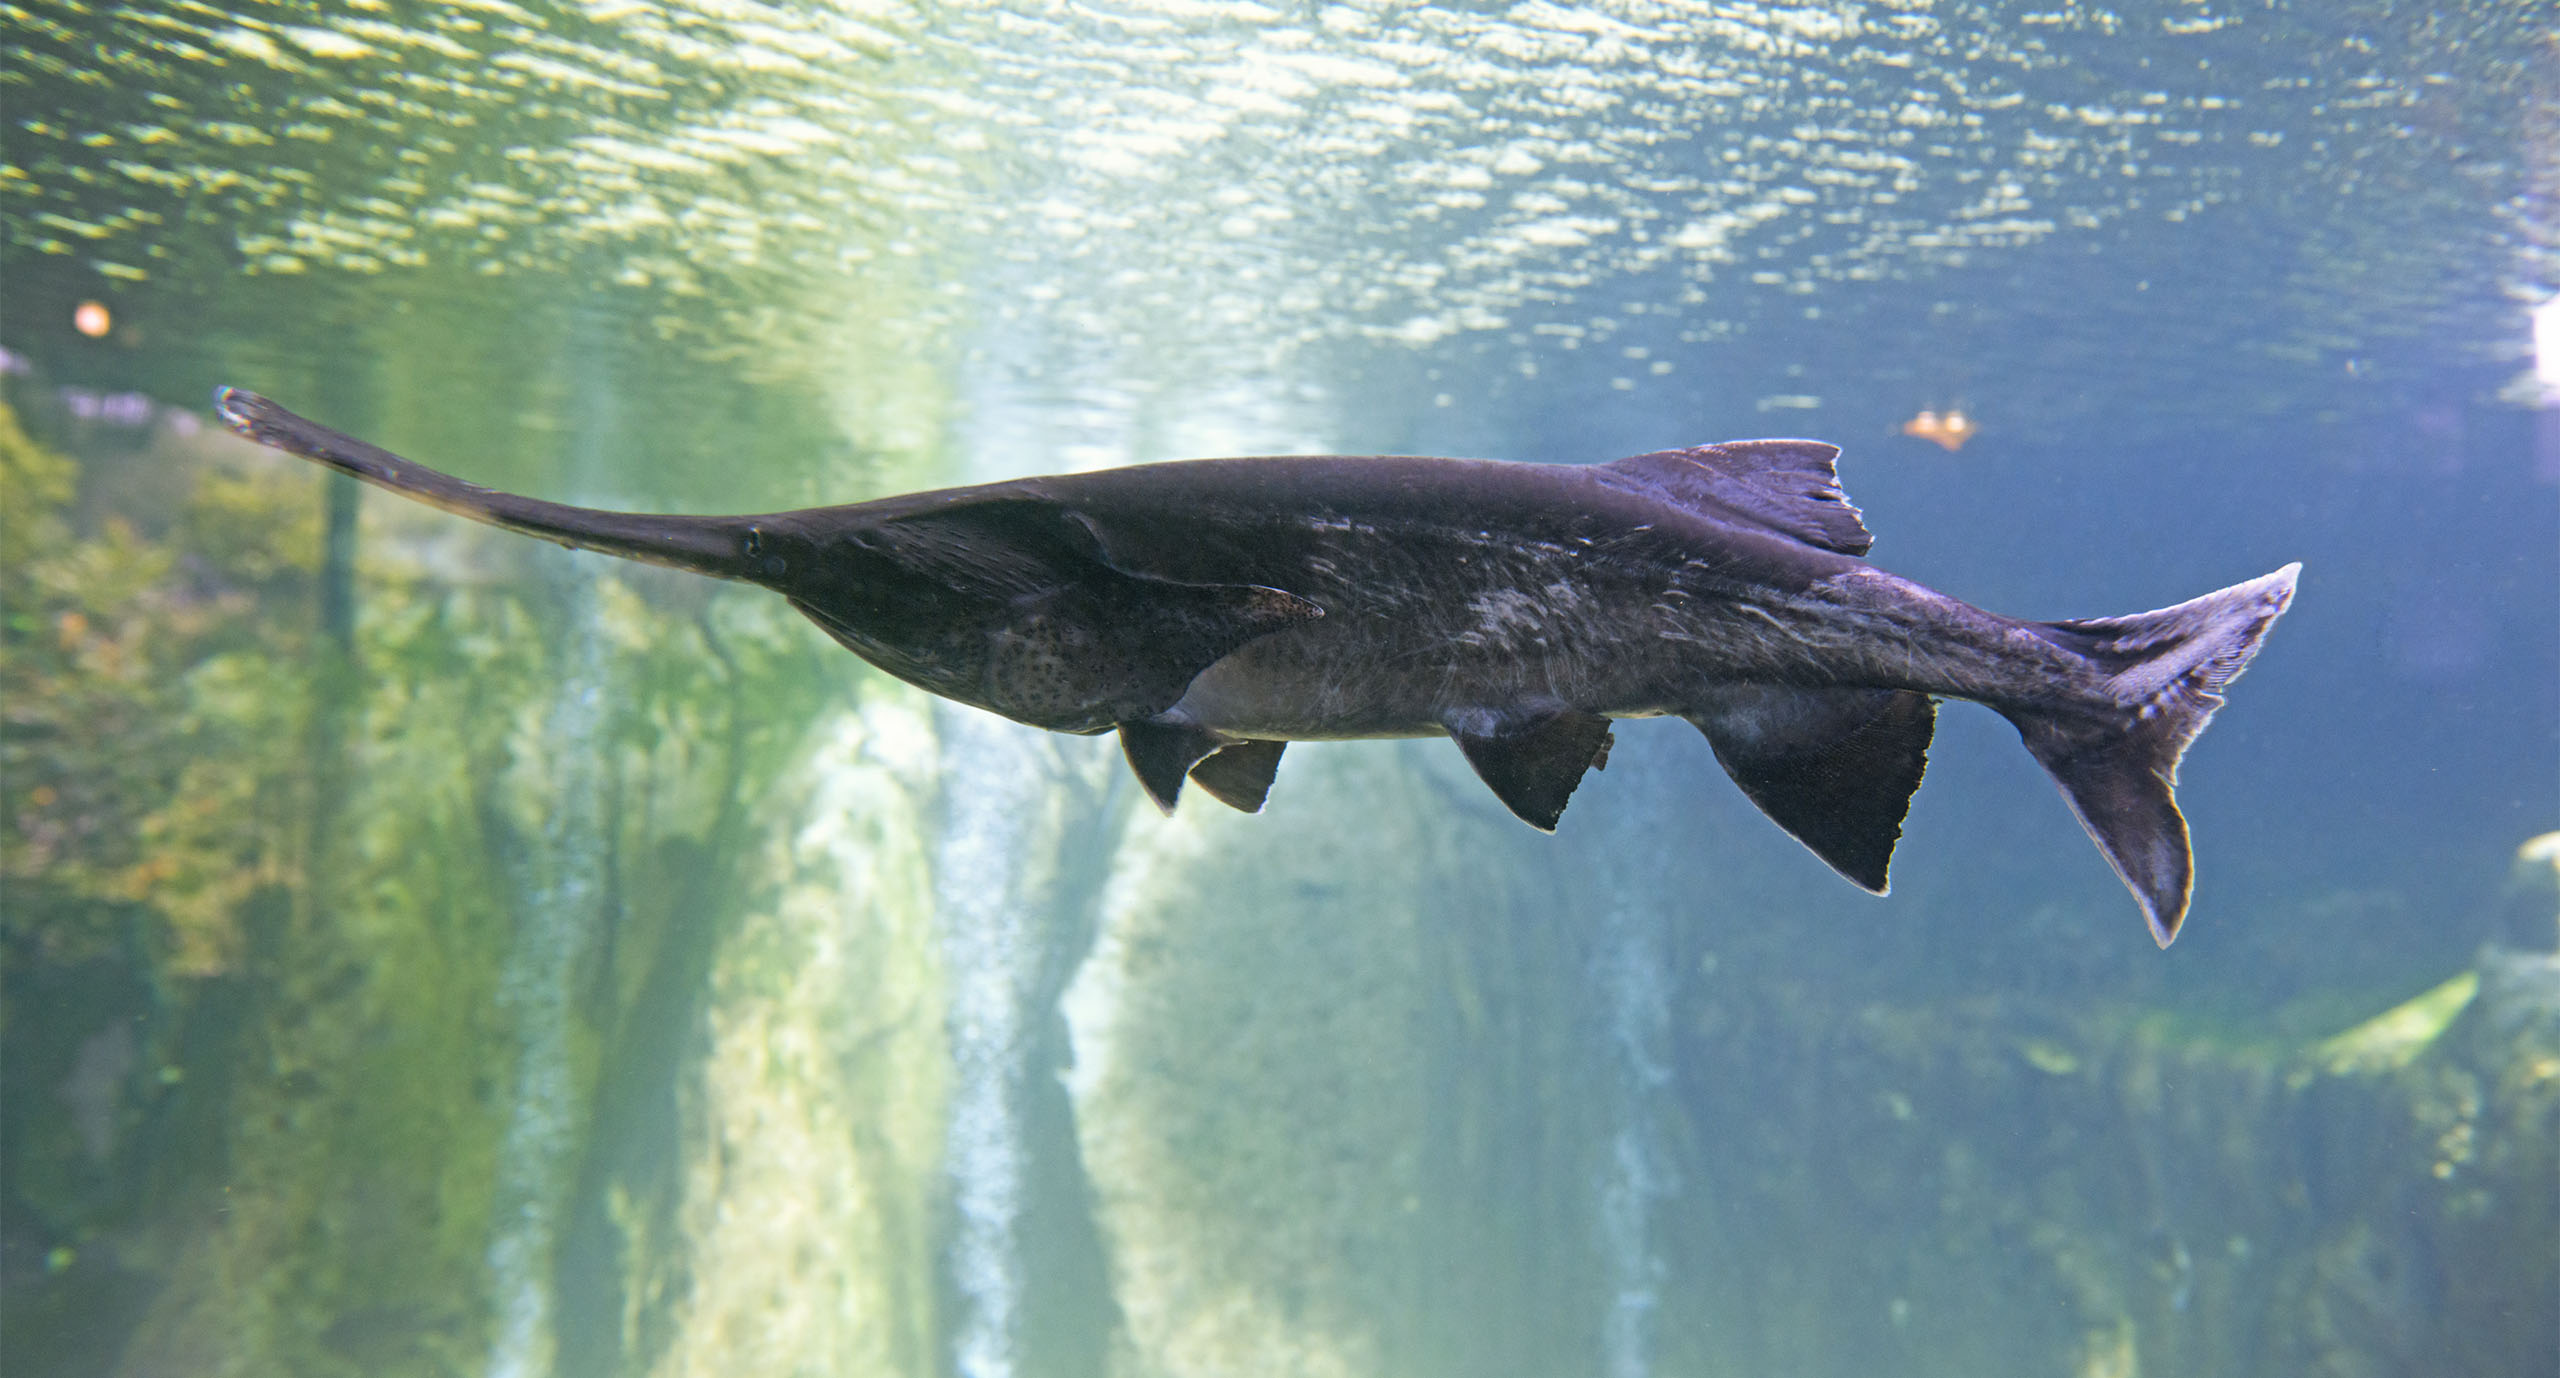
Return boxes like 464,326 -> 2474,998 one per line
1603,440 -> 1872,556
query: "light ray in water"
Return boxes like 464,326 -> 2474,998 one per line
933,706 -> 1048,1378
482,330 -> 627,1378
1595,888 -> 1674,1378
2534,294 -> 2560,392
483,565 -> 610,1378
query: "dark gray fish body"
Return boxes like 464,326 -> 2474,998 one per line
216,388 -> 2298,946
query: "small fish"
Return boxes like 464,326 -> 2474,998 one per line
216,388 -> 2297,945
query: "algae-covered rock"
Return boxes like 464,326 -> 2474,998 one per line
644,701 -> 949,1378
2308,971 -> 2480,1077
1066,745 -> 1437,1378
1633,952 -> 2560,1378
1066,740 -> 1577,1378
2493,831 -> 2560,952
7,372 -> 2552,1378
0,371 -> 923,1377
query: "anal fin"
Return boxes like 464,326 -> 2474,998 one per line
1188,740 -> 1286,813
1689,686 -> 1935,893
1446,706 -> 1616,832
1119,719 -> 1225,814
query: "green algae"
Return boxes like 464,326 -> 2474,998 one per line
635,700 -> 950,1378
1,287 -> 964,1372
1070,746 -> 1446,1378
2308,972 -> 2482,1079
8,366 -> 2554,1378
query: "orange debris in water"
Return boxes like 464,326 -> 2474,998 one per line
1901,408 -> 1978,451
73,301 -> 111,338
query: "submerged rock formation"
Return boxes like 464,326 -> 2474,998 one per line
5,400 -> 2554,1378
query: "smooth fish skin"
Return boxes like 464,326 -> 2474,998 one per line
215,387 -> 2299,946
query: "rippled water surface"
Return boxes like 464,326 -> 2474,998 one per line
4,3 -> 2554,1377
12,1 -> 2548,414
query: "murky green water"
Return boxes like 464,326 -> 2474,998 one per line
5,3 -> 2555,1376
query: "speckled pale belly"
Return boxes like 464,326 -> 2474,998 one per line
1163,580 -> 1746,739
1160,557 -> 2067,741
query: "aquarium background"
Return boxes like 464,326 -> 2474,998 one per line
3,2 -> 2556,1376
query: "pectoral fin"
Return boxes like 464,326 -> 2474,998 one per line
1119,719 -> 1226,814
1688,686 -> 1935,893
1446,706 -> 1616,832
1189,739 -> 1286,813
866,498 -> 1325,732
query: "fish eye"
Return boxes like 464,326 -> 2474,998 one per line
743,528 -> 765,556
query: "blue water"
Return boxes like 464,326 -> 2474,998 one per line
3,2 -> 2554,1375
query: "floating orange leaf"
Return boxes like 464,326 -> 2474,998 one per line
1902,408 -> 1978,452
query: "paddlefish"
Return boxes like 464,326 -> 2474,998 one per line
215,387 -> 2298,945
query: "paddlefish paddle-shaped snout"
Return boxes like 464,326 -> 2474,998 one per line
214,388 -> 775,582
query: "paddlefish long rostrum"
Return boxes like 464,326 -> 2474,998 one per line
215,388 -> 2297,946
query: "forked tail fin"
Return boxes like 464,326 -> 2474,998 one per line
2002,564 -> 2301,947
